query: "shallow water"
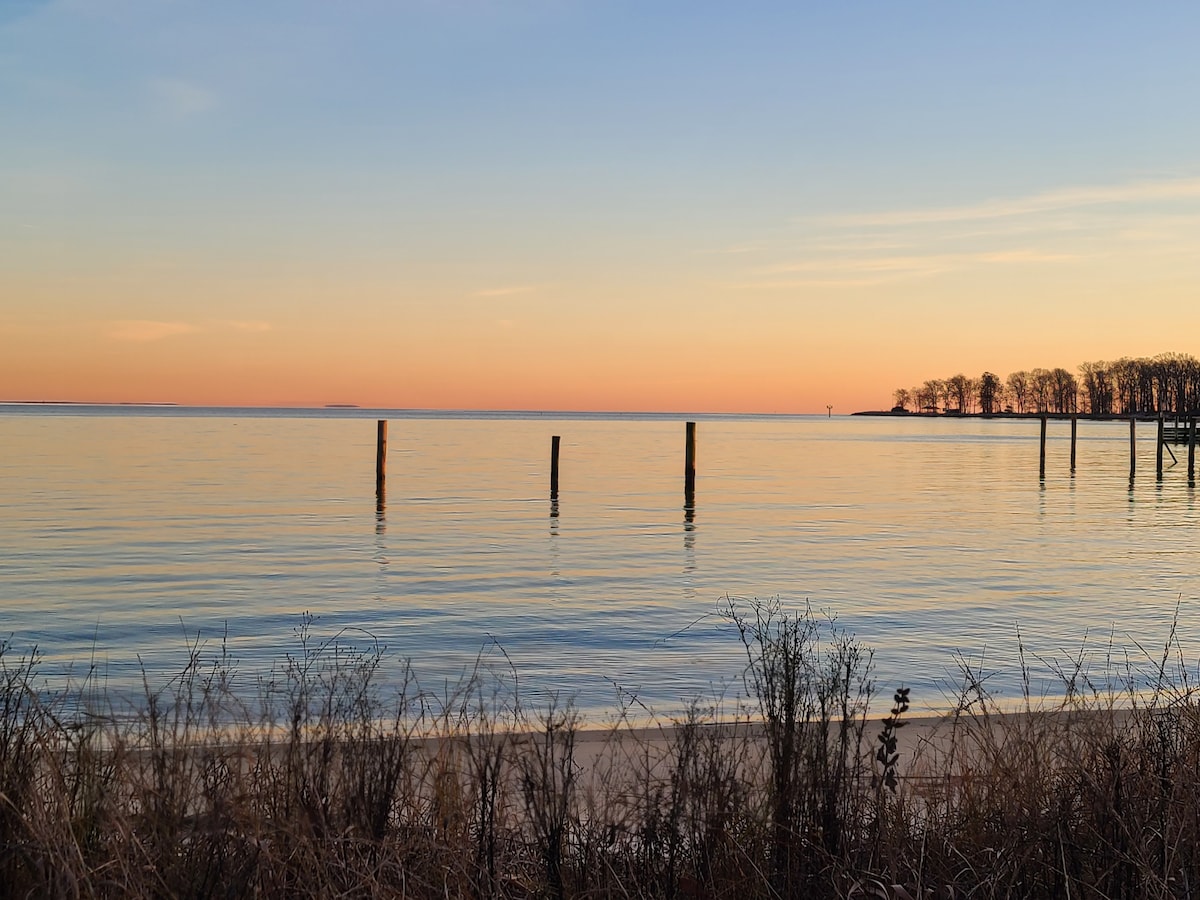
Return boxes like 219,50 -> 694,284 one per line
3,406 -> 1199,719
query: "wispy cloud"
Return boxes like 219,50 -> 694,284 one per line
734,277 -> 908,290
104,319 -> 272,341
975,249 -> 1078,264
825,176 -> 1200,228
745,249 -> 1078,288
106,320 -> 199,342
150,78 -> 217,120
472,285 -> 540,298
763,256 -> 954,277
223,320 -> 272,333
721,174 -> 1200,294
699,242 -> 770,256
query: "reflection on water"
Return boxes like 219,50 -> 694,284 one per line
683,486 -> 696,562
2,410 -> 1200,718
682,496 -> 697,603
548,499 -> 561,578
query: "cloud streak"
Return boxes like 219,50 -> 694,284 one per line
472,285 -> 541,298
104,320 -> 273,341
825,176 -> 1200,228
223,320 -> 273,333
106,320 -> 199,342
150,78 -> 217,119
733,175 -> 1200,291
744,249 -> 1079,288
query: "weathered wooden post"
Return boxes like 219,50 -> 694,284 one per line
375,420 -> 387,505
1189,416 -> 1196,484
1070,415 -> 1077,473
684,422 -> 697,498
550,435 -> 561,500
1039,415 -> 1047,479
1157,413 -> 1165,481
1129,417 -> 1137,481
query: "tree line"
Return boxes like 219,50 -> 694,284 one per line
892,352 -> 1200,416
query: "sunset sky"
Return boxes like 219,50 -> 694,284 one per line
4,1 -> 1200,412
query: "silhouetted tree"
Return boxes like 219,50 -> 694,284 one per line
1078,361 -> 1114,415
946,374 -> 972,413
1005,371 -> 1030,413
1028,368 -> 1054,412
917,380 -> 942,413
893,352 -> 1200,416
978,372 -> 1001,415
1049,368 -> 1078,413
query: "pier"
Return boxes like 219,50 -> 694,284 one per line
1037,413 -> 1198,484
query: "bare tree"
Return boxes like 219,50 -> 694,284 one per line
893,353 -> 1200,416
1110,358 -> 1138,414
1078,361 -> 1114,415
1049,367 -> 1078,413
945,374 -> 971,414
1006,371 -> 1031,414
1030,368 -> 1054,412
917,380 -> 942,413
978,372 -> 1002,415
892,388 -> 912,412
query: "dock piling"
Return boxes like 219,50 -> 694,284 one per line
1039,416 -> 1047,479
1190,417 -> 1196,485
1157,414 -> 1165,481
684,422 -> 696,498
375,420 -> 387,506
550,435 -> 561,500
1129,417 -> 1137,481
1070,416 -> 1077,473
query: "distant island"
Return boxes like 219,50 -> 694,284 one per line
865,352 -> 1200,417
324,404 -> 361,409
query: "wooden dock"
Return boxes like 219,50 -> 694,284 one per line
1162,423 -> 1197,444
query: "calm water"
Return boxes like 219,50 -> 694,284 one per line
3,406 -> 1199,719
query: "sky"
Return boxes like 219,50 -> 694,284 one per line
4,1 -> 1200,412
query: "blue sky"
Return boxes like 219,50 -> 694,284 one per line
5,2 -> 1200,409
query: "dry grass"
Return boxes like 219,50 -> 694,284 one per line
1,602 -> 1199,898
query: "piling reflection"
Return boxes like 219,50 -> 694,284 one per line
372,504 -> 389,577
375,487 -> 386,534
682,493 -> 696,601
548,499 -> 560,576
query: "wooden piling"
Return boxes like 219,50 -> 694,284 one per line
1070,416 -> 1077,473
1157,413 -> 1165,481
1039,415 -> 1047,479
1129,417 -> 1136,480
1189,416 -> 1196,484
550,435 -> 561,500
375,420 -> 387,503
684,422 -> 696,497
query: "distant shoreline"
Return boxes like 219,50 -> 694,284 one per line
2,401 -> 1183,423
853,409 -> 1176,421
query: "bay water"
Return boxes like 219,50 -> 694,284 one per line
3,406 -> 1199,720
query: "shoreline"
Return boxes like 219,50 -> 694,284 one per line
853,409 -> 1177,420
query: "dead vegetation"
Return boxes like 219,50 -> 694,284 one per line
1,601 -> 1198,898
